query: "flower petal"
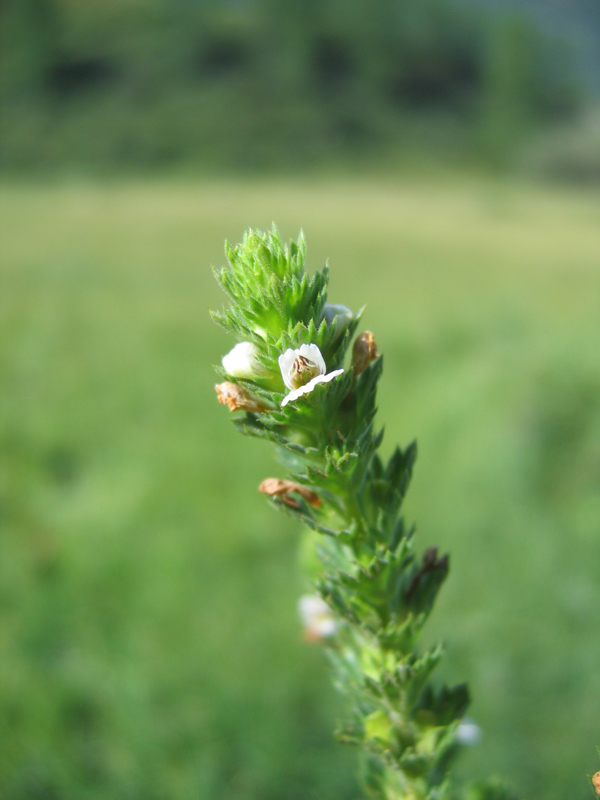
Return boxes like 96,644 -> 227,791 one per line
297,343 -> 326,374
278,348 -> 299,390
281,369 -> 344,407
278,343 -> 327,390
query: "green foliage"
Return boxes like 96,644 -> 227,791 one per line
0,0 -> 583,171
518,111 -> 600,184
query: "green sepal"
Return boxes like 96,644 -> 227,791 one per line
403,548 -> 450,618
359,442 -> 416,544
233,415 -> 319,456
377,612 -> 418,654
270,496 -> 358,542
405,645 -> 445,706
413,683 -> 470,728
398,749 -> 432,779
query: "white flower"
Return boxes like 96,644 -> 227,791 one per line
455,719 -> 482,746
222,341 -> 267,379
278,343 -> 344,407
298,594 -> 337,640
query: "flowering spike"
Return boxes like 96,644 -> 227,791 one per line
210,227 -> 514,800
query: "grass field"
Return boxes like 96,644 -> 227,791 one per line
1,175 -> 600,800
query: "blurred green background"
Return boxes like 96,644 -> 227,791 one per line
1,2 -> 600,800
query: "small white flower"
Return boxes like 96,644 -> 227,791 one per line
278,343 -> 344,407
298,594 -> 337,640
455,719 -> 482,746
279,343 -> 325,389
222,342 -> 267,379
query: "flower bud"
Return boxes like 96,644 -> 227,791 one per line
455,719 -> 482,746
351,331 -> 380,376
593,772 -> 600,796
215,382 -> 270,413
259,477 -> 322,509
222,341 -> 267,379
298,594 -> 337,641
321,303 -> 353,330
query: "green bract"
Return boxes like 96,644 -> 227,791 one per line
211,225 -> 516,800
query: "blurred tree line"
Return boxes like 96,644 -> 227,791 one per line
0,0 -> 585,171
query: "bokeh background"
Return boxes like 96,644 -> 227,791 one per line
2,2 -> 600,799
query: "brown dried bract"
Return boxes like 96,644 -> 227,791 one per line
215,382 -> 268,413
593,772 -> 600,796
259,478 -> 322,509
352,331 -> 380,376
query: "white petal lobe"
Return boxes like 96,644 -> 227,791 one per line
281,369 -> 344,407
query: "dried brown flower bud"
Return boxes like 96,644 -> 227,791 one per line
259,478 -> 322,509
352,331 -> 380,376
215,382 -> 269,413
593,772 -> 600,796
